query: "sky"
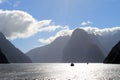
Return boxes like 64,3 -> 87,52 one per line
0,0 -> 120,53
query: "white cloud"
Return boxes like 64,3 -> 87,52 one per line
81,27 -> 120,36
0,10 -> 61,39
38,26 -> 72,44
81,21 -> 93,26
38,25 -> 62,32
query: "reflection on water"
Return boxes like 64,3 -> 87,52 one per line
0,63 -> 120,80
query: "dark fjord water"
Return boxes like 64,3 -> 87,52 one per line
0,63 -> 120,80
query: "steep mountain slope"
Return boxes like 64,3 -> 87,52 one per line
62,28 -> 105,63
103,41 -> 120,63
0,32 -> 32,63
0,49 -> 9,63
26,36 -> 70,62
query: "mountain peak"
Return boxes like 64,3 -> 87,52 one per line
72,28 -> 88,37
73,28 -> 86,33
71,28 -> 90,42
63,28 -> 105,62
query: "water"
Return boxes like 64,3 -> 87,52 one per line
0,63 -> 120,80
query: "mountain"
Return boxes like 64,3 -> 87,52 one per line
62,28 -> 105,63
26,36 -> 70,62
90,34 -> 107,56
103,41 -> 120,63
98,31 -> 120,57
0,32 -> 32,63
0,49 -> 9,63
27,28 -> 105,63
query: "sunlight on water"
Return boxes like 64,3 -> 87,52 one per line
0,63 -> 120,80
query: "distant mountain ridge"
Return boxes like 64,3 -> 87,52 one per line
0,32 -> 32,63
27,28 -> 105,63
26,36 -> 70,62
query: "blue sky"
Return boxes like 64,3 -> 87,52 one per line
0,0 -> 120,52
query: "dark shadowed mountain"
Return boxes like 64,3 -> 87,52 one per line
0,49 -> 9,63
63,28 -> 105,63
0,32 -> 32,63
26,36 -> 70,62
103,41 -> 120,63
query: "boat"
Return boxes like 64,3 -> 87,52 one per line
70,63 -> 74,66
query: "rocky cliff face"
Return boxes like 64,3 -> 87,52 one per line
0,49 -> 9,63
103,41 -> 120,63
63,28 -> 105,63
0,32 -> 32,63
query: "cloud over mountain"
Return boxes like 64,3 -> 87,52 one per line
81,27 -> 120,36
27,26 -> 120,62
81,27 -> 120,55
38,26 -> 120,55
